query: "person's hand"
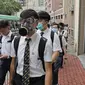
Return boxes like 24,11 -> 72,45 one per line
0,54 -> 8,59
9,82 -> 13,85
9,81 -> 13,85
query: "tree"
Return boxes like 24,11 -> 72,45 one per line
0,0 -> 22,15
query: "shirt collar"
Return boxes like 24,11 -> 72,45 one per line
7,31 -> 12,37
42,28 -> 49,34
30,33 -> 37,42
23,32 -> 38,42
3,31 -> 12,37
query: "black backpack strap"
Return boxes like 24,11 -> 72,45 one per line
14,36 -> 20,56
0,36 -> 2,51
7,34 -> 15,42
38,37 -> 47,71
50,31 -> 54,46
59,35 -> 63,48
59,35 -> 64,55
14,36 -> 20,72
0,36 -> 2,43
62,31 -> 64,35
11,34 -> 15,41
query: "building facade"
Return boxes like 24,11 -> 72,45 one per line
45,0 -> 74,36
63,0 -> 74,37
74,0 -> 85,56
16,0 -> 45,16
26,0 -> 45,12
45,0 -> 63,23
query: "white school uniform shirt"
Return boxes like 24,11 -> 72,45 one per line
1,31 -> 13,57
58,31 -> 67,49
11,32 -> 52,77
63,30 -> 68,38
37,28 -> 62,52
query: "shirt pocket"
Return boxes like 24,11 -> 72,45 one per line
30,48 -> 39,67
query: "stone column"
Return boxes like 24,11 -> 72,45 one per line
74,0 -> 85,55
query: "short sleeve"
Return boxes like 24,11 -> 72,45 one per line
44,40 -> 52,62
53,33 -> 62,52
63,30 -> 68,37
62,36 -> 67,47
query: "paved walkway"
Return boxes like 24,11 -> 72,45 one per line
58,54 -> 85,85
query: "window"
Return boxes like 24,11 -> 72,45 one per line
56,16 -> 57,19
49,4 -> 51,8
51,17 -> 53,19
19,0 -> 26,6
45,2 -> 47,6
45,8 -> 47,10
61,15 -> 63,19
58,15 -> 60,19
38,0 -> 44,6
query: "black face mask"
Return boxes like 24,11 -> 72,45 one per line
19,17 -> 38,36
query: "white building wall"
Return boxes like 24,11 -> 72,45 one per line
74,0 -> 80,55
16,0 -> 45,16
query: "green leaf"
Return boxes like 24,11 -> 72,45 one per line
0,0 -> 22,15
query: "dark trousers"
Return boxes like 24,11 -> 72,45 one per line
65,37 -> 68,49
59,52 -> 64,68
60,55 -> 63,67
64,37 -> 68,42
52,56 -> 61,85
0,58 -> 11,85
52,69 -> 59,85
13,73 -> 45,85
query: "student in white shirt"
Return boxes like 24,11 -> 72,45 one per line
10,9 -> 52,85
37,11 -> 62,85
51,22 -> 58,33
57,22 -> 67,68
63,24 -> 68,50
0,20 -> 14,85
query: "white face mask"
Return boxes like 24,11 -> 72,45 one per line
52,27 -> 58,33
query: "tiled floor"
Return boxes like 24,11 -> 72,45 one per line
58,54 -> 85,85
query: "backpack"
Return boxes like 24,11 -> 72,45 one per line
0,34 -> 15,50
0,36 -> 2,44
0,34 -> 15,55
0,36 -> 2,54
51,30 -> 64,50
14,36 -> 47,71
50,31 -> 54,46
0,34 -> 15,43
51,30 -> 64,58
59,35 -> 63,48
8,34 -> 15,42
59,35 -> 64,55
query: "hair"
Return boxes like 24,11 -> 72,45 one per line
51,22 -> 58,26
65,24 -> 68,27
0,20 -> 10,28
20,9 -> 39,19
58,22 -> 64,27
58,22 -> 64,30
47,24 -> 50,28
38,11 -> 51,21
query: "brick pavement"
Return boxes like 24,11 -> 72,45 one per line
58,54 -> 85,85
